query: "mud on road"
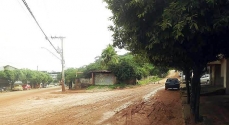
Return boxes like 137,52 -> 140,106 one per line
0,71 -> 183,125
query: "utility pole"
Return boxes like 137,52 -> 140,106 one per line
51,36 -> 66,92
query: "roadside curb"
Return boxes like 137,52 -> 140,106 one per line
180,89 -> 190,125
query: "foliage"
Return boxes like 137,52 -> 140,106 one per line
104,0 -> 229,122
138,76 -> 162,85
0,68 -> 53,89
0,71 -> 6,79
108,57 -> 142,81
81,62 -> 103,78
101,44 -> 119,68
87,83 -> 128,90
65,68 -> 77,83
4,70 -> 17,84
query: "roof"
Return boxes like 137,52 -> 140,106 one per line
90,70 -> 112,73
0,65 -> 17,71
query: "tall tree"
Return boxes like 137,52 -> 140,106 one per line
105,0 -> 229,122
65,68 -> 77,89
101,44 -> 119,68
4,70 -> 17,89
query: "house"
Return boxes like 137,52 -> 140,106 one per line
91,70 -> 117,85
208,58 -> 229,94
0,65 -> 17,71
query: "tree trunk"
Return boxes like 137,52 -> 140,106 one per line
190,77 -> 196,115
184,70 -> 190,104
192,65 -> 202,122
69,81 -> 72,89
10,82 -> 14,90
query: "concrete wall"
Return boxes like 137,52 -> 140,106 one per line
225,60 -> 229,94
221,59 -> 227,88
220,59 -> 229,94
210,65 -> 215,85
94,73 -> 116,85
79,78 -> 91,84
215,64 -> 224,86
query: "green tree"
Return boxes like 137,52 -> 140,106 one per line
47,75 -> 53,84
101,44 -> 119,68
65,68 -> 77,89
105,0 -> 229,122
82,62 -> 103,78
4,70 -> 17,89
20,69 -> 29,84
0,71 -> 6,79
108,58 -> 141,83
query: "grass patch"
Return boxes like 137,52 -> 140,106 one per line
86,83 -> 129,90
138,76 -> 162,85
86,77 -> 162,90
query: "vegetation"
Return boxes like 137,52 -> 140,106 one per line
101,44 -> 119,68
104,0 -> 229,122
87,83 -> 129,90
64,68 -> 77,89
75,45 -> 168,84
0,69 -> 53,89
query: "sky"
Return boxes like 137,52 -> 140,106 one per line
0,0 -> 127,72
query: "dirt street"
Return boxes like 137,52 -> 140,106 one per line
0,71 -> 183,125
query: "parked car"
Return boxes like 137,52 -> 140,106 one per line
12,85 -> 23,91
0,87 -> 7,92
165,78 -> 180,90
48,84 -> 55,87
22,84 -> 31,90
200,74 -> 210,84
181,73 -> 210,84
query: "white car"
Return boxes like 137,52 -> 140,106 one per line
181,74 -> 209,84
200,74 -> 210,84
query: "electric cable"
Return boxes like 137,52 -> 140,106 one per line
21,0 -> 60,54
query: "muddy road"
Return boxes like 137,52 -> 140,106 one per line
0,71 -> 182,125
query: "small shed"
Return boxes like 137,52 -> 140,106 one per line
91,70 -> 116,85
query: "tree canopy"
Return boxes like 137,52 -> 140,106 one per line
0,69 -> 53,89
104,0 -> 229,122
101,44 -> 119,68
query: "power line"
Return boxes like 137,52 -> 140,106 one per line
21,0 -> 59,54
41,47 -> 61,61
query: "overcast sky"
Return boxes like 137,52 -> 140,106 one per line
0,0 -> 127,72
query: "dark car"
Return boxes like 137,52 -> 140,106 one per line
165,78 -> 180,90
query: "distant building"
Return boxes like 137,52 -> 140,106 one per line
48,71 -> 60,81
0,65 -> 17,71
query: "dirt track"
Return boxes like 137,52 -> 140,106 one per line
0,71 -> 183,125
